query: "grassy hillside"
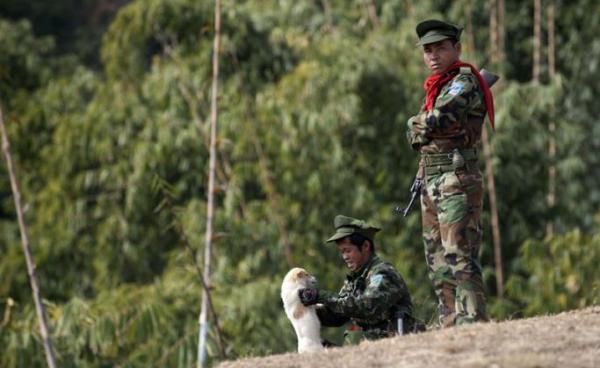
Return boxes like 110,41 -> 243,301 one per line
219,306 -> 600,368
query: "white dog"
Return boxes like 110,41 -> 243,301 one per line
281,267 -> 324,353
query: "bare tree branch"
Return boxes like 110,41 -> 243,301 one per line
198,0 -> 221,366
0,104 -> 58,367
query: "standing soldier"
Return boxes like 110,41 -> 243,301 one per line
406,20 -> 495,327
298,215 -> 418,342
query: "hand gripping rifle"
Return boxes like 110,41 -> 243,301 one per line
393,69 -> 500,217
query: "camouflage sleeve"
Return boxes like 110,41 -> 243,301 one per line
317,269 -> 406,321
406,73 -> 483,148
424,73 -> 483,136
406,112 -> 430,150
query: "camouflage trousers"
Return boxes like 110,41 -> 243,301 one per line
420,166 -> 489,327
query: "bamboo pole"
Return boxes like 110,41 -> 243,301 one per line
365,0 -> 380,29
482,124 -> 503,297
533,0 -> 542,83
486,0 -> 505,298
489,0 -> 499,64
466,0 -> 504,297
172,204 -> 227,358
198,0 -> 221,366
546,0 -> 556,237
498,0 -> 506,64
0,105 -> 57,367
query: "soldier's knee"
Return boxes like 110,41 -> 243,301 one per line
430,264 -> 453,281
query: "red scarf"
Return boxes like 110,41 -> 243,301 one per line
423,60 -> 495,130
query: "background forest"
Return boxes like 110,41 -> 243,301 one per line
1,0 -> 599,367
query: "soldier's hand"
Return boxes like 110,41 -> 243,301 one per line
406,114 -> 431,149
298,288 -> 319,306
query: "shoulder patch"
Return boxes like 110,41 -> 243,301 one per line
369,274 -> 384,287
447,81 -> 465,96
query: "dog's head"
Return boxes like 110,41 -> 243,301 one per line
283,267 -> 317,290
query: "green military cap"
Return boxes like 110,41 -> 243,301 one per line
416,19 -> 463,46
326,215 -> 381,243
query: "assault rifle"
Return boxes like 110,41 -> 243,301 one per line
393,174 -> 423,217
393,69 -> 500,217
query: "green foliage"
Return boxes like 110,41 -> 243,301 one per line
0,0 -> 121,66
0,19 -> 54,95
489,80 -> 566,257
2,266 -> 201,367
101,0 -> 213,81
496,216 -> 600,318
1,0 -> 600,366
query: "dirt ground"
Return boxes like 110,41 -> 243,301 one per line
218,306 -> 600,368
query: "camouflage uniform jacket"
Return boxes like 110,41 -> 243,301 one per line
407,67 -> 486,154
316,255 -> 414,340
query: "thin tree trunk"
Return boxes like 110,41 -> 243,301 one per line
0,105 -> 57,368
481,124 -> 503,297
533,0 -> 542,83
320,0 -> 337,34
547,1 -> 555,82
467,0 -> 504,298
198,0 -> 221,367
364,0 -> 380,29
546,0 -> 556,237
487,0 -> 505,298
464,0 -> 476,60
498,0 -> 506,64
489,0 -> 499,65
487,0 -> 505,299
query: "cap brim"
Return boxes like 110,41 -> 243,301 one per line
326,227 -> 356,243
417,34 -> 452,46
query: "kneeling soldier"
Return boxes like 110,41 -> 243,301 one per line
298,215 -> 419,342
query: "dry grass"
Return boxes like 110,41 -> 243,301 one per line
218,306 -> 600,368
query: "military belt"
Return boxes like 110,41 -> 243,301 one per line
423,165 -> 454,175
421,148 -> 478,176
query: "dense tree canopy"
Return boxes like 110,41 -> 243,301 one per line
0,0 -> 599,366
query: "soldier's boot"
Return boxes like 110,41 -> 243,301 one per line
454,271 -> 489,325
435,281 -> 457,328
